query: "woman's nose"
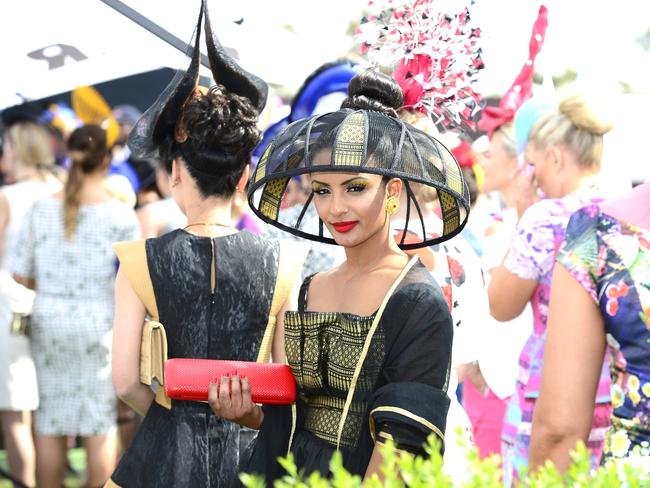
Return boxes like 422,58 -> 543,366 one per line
329,192 -> 348,216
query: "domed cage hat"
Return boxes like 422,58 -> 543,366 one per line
248,103 -> 470,250
127,0 -> 268,161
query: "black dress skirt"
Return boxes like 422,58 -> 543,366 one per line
244,258 -> 453,484
109,230 -> 295,488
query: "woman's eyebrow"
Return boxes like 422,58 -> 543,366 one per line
311,180 -> 329,187
340,177 -> 368,185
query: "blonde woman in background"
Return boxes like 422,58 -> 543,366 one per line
0,121 -> 62,487
11,125 -> 139,488
488,95 -> 614,484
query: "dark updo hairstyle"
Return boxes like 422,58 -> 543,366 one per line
334,69 -> 405,179
341,69 -> 404,117
168,85 -> 262,198
65,124 -> 109,239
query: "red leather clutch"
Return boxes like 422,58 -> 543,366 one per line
163,358 -> 296,405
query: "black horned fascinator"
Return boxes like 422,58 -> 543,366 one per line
127,0 -> 268,160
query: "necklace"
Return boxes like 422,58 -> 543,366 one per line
183,221 -> 236,235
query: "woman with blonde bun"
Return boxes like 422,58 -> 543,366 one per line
488,94 -> 614,484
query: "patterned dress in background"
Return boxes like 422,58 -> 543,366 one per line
501,194 -> 612,480
9,198 -> 139,436
559,204 -> 650,463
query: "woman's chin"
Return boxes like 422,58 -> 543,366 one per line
331,230 -> 366,248
333,235 -> 358,247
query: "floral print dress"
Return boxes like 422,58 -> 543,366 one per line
558,204 -> 650,462
501,194 -> 612,481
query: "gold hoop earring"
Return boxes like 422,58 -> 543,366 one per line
386,196 -> 400,216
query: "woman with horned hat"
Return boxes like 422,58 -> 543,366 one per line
105,2 -> 305,487
211,68 -> 469,483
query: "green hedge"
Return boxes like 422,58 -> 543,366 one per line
241,434 -> 648,487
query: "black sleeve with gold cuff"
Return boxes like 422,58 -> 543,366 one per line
369,381 -> 449,456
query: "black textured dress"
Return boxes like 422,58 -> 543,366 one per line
244,257 -> 453,484
109,229 -> 294,488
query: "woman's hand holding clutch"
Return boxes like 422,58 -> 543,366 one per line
208,374 -> 264,429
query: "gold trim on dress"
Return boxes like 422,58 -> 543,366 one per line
335,256 -> 419,449
288,401 -> 297,456
368,406 -> 445,445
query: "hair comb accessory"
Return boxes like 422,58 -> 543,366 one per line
478,5 -> 549,137
356,0 -> 484,130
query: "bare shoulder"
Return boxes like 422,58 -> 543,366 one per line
308,266 -> 339,292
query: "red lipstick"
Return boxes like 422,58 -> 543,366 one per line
332,221 -> 358,233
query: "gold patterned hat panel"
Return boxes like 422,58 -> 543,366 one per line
334,112 -> 365,167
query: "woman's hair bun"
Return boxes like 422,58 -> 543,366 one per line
559,94 -> 613,136
67,124 -> 108,172
180,85 -> 261,172
341,69 -> 404,117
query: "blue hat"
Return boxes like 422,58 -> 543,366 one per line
514,97 -> 556,155
253,60 -> 363,160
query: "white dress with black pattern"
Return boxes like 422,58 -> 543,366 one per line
9,198 -> 139,436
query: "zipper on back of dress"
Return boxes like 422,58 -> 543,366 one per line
207,238 -> 217,360
210,238 -> 217,304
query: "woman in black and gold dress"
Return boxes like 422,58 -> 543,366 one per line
212,69 -> 471,483
105,3 -> 305,487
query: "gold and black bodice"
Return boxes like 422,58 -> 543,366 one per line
284,305 -> 386,449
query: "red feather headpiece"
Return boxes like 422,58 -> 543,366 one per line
478,5 -> 549,137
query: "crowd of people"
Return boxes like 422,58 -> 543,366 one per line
0,2 -> 648,488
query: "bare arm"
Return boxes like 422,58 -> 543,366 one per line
270,278 -> 300,364
111,266 -> 154,416
12,273 -> 35,290
488,264 -> 537,321
528,263 -> 605,472
364,444 -> 388,481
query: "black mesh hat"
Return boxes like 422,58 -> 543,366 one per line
127,0 -> 268,160
248,75 -> 471,250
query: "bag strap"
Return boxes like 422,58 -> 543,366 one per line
113,240 -> 171,409
256,240 -> 309,363
336,255 -> 419,449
